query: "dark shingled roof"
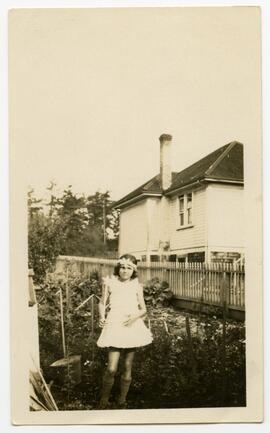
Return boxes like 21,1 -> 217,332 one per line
113,141 -> 243,208
166,141 -> 243,194
113,172 -> 178,208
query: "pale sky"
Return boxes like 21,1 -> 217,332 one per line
9,7 -> 261,201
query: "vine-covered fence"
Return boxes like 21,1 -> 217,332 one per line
56,256 -> 245,311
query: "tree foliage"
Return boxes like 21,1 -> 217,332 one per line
28,185 -> 119,282
28,189 -> 65,283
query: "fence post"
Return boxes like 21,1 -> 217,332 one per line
146,256 -> 151,281
220,265 -> 230,313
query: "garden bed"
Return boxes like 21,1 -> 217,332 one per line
37,270 -> 246,410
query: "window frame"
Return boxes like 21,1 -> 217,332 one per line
178,192 -> 193,229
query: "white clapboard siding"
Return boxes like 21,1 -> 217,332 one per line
169,187 -> 206,251
207,184 -> 244,249
119,200 -> 148,255
147,197 -> 162,250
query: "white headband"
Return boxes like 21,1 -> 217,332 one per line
117,257 -> 137,271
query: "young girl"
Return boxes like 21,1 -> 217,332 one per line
97,254 -> 153,409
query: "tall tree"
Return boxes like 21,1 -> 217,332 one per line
56,187 -> 89,255
45,181 -> 59,218
86,191 -> 119,242
28,189 -> 43,217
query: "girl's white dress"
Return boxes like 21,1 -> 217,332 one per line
97,276 -> 153,348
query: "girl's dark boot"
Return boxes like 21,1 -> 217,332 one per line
98,370 -> 115,409
117,375 -> 132,408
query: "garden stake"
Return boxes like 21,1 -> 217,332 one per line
74,293 -> 105,368
65,268 -> 72,403
91,294 -> 95,365
50,290 -> 82,387
67,280 -> 72,398
103,281 -> 108,319
66,267 -> 70,311
58,288 -> 67,359
75,293 -> 95,311
163,320 -> 169,334
60,286 -> 70,402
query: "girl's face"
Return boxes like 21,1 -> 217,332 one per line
119,264 -> 134,281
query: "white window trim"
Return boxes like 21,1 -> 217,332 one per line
177,192 -> 194,230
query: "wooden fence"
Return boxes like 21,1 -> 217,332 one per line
56,256 -> 245,311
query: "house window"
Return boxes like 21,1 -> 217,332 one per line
188,252 -> 205,263
187,193 -> 192,224
179,195 -> 185,226
210,251 -> 242,264
150,255 -> 160,262
178,193 -> 193,227
177,255 -> 187,263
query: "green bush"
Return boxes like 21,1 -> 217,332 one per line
28,212 -> 65,284
133,315 -> 246,408
143,278 -> 173,307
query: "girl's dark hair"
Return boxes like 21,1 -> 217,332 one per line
113,254 -> 138,280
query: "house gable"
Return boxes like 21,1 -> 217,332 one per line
205,142 -> 243,181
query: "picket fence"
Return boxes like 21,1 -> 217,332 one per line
56,255 -> 245,311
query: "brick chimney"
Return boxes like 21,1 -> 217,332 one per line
159,133 -> 172,190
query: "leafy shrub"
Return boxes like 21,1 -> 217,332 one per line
132,314 -> 246,408
28,212 -> 65,284
143,277 -> 173,307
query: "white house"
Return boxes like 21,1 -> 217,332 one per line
113,134 -> 244,264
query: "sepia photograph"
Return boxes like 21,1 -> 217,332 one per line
9,6 -> 263,424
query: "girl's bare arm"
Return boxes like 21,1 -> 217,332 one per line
98,284 -> 109,326
123,285 -> 147,326
136,284 -> 147,318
